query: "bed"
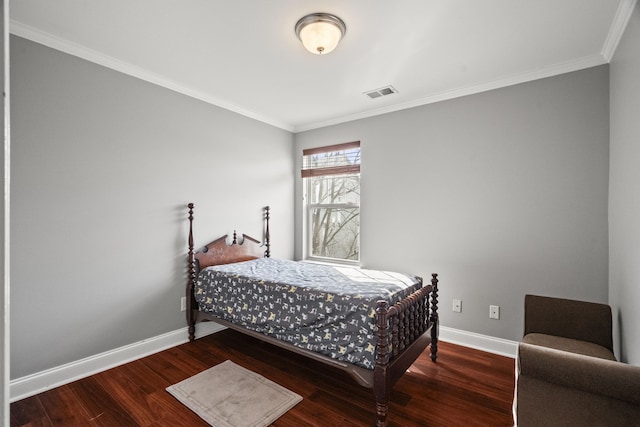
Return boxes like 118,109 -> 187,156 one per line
186,203 -> 439,426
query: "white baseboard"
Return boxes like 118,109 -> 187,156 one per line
9,322 -> 225,402
439,326 -> 518,358
10,323 -> 515,402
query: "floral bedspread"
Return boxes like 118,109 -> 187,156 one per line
195,258 -> 422,369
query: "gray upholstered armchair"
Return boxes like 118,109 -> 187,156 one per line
514,294 -> 640,426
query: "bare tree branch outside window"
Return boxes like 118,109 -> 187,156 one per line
305,148 -> 360,261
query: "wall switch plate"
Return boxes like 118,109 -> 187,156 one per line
490,305 -> 500,319
181,297 -> 187,312
452,299 -> 462,313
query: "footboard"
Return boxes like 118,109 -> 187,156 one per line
373,273 -> 439,427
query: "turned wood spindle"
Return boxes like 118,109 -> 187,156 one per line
187,203 -> 196,342
264,206 -> 271,258
430,273 -> 439,362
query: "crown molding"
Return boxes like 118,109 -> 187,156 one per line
9,20 -> 294,132
10,8 -> 624,135
602,0 -> 637,61
294,53 -> 607,132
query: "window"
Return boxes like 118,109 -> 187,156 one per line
302,141 -> 360,263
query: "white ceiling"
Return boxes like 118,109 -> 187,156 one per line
9,0 -> 636,132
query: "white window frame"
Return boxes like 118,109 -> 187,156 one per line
301,142 -> 360,265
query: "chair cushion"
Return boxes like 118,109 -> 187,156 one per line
523,333 -> 616,361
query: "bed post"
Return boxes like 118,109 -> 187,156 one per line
187,203 -> 197,342
430,273 -> 439,362
264,206 -> 271,258
374,300 -> 391,427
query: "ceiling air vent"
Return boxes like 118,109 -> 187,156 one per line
364,85 -> 398,99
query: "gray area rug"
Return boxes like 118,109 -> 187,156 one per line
166,360 -> 302,427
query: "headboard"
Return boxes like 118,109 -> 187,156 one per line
187,203 -> 271,274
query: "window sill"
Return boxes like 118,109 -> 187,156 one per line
301,258 -> 361,268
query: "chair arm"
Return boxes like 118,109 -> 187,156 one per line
518,342 -> 640,405
524,294 -> 613,351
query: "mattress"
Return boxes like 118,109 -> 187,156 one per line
195,258 -> 422,369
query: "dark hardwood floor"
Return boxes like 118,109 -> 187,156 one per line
11,328 -> 516,426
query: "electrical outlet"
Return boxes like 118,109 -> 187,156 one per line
181,297 -> 187,312
490,305 -> 500,319
452,299 -> 462,313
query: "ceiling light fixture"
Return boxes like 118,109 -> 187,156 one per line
295,13 -> 346,55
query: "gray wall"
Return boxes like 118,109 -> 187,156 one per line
610,5 -> 640,365
295,66 -> 610,342
10,36 -> 294,379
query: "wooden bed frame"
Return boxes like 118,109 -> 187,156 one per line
186,203 -> 439,427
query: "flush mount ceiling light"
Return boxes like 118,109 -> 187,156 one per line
295,13 -> 346,55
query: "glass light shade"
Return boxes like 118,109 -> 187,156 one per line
295,13 -> 346,55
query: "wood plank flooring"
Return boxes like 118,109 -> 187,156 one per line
11,328 -> 516,426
